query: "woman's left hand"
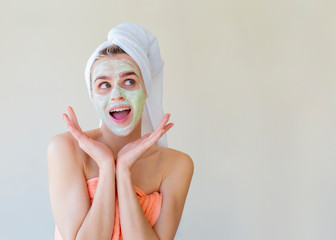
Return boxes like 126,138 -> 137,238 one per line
116,113 -> 174,170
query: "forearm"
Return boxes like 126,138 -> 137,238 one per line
76,162 -> 116,240
116,165 -> 159,240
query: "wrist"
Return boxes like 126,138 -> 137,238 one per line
99,160 -> 115,173
116,163 -> 131,177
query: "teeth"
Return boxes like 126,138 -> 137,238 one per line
110,107 -> 131,112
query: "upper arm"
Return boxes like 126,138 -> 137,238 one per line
153,152 -> 194,240
47,133 -> 90,239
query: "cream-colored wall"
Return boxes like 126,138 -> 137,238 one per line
1,0 -> 335,239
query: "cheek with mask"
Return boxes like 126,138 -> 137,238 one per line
91,58 -> 146,136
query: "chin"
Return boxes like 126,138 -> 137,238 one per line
113,129 -> 133,137
102,116 -> 141,137
103,125 -> 132,136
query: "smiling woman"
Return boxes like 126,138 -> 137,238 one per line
47,23 -> 194,240
91,54 -> 147,136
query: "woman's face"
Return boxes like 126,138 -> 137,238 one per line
91,54 -> 146,136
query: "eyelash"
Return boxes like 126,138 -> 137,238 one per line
100,82 -> 111,89
124,79 -> 135,86
99,79 -> 135,89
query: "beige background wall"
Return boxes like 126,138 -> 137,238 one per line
0,0 -> 335,239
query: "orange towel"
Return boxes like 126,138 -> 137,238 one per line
54,177 -> 162,240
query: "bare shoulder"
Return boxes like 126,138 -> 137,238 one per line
47,132 -> 76,157
156,146 -> 194,178
48,132 -> 74,149
47,131 -> 82,168
153,146 -> 194,236
161,147 -> 193,163
48,132 -> 92,239
48,128 -> 98,151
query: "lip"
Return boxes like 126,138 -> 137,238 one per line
108,104 -> 132,112
108,105 -> 132,124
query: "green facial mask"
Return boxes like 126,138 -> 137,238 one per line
91,59 -> 146,136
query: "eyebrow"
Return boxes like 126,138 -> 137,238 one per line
94,71 -> 138,83
94,76 -> 109,82
120,71 -> 138,78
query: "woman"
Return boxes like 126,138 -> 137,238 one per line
48,23 -> 194,240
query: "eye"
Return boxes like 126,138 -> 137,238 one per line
124,79 -> 135,86
99,82 -> 111,89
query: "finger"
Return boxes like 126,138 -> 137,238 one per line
63,111 -> 82,137
157,122 -> 174,137
141,133 -> 151,140
67,106 -> 81,130
137,114 -> 171,148
63,113 -> 93,149
148,121 -> 174,144
163,122 -> 174,134
62,113 -> 83,141
153,113 -> 170,136
67,106 -> 82,131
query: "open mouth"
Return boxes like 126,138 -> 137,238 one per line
109,107 -> 131,122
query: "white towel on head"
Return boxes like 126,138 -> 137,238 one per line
84,23 -> 167,147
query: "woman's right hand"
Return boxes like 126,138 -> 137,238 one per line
62,106 -> 115,169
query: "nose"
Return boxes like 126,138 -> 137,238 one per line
110,87 -> 125,101
111,95 -> 124,101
